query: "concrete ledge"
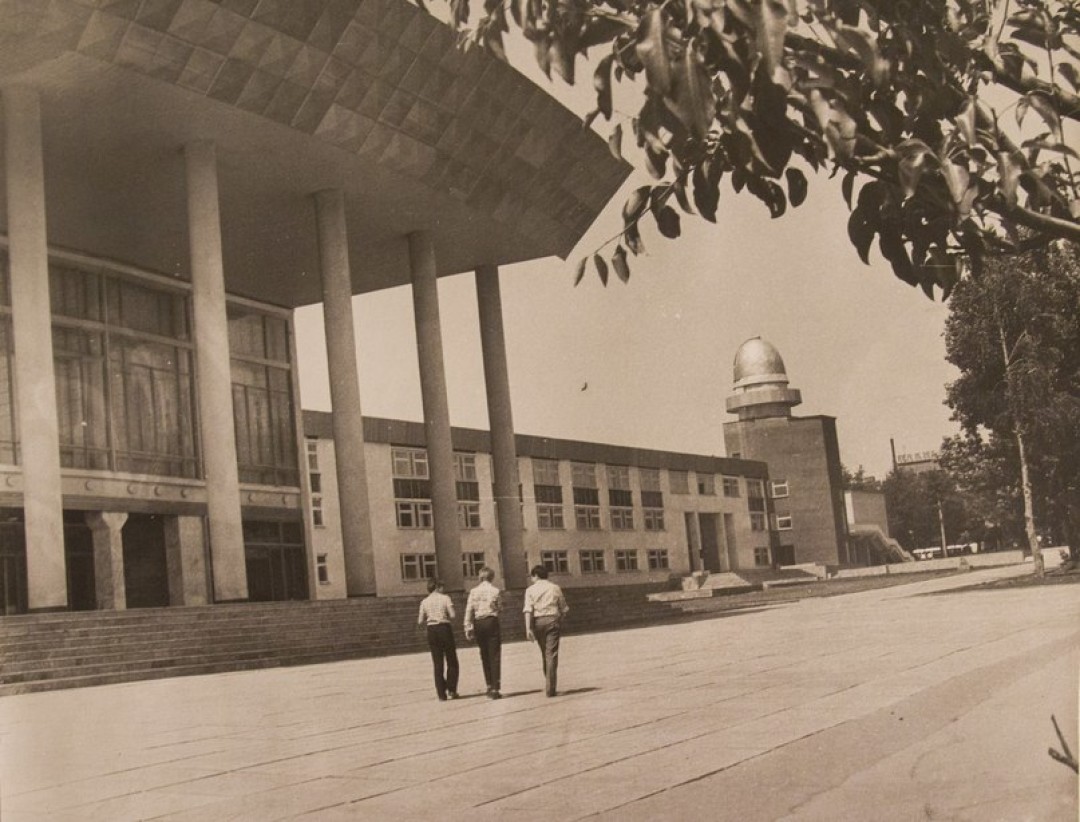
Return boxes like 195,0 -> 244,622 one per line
647,590 -> 715,602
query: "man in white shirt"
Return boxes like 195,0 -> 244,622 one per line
417,578 -> 459,701
464,566 -> 502,699
523,564 -> 569,697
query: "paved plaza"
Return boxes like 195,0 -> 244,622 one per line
1,565 -> 1077,821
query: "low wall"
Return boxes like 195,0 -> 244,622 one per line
834,550 -> 1026,579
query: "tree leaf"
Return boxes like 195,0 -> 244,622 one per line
667,45 -> 715,140
955,96 -> 976,147
996,152 -> 1021,204
594,254 -> 609,286
612,245 -> 631,282
785,167 -> 807,207
655,205 -> 681,238
692,163 -> 719,222
625,222 -> 646,255
593,54 -> 614,120
941,161 -> 970,207
607,123 -> 623,160
755,0 -> 789,81
847,207 -> 875,264
1059,62 -> 1079,92
622,185 -> 651,226
1026,92 -> 1063,143
635,8 -> 672,95
573,256 -> 587,286
841,170 -> 856,209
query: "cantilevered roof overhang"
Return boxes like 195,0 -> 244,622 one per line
0,0 -> 630,307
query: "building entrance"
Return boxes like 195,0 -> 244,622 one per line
123,514 -> 169,608
699,514 -> 722,572
0,511 -> 26,614
243,520 -> 307,602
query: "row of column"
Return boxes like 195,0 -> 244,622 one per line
5,82 -> 525,610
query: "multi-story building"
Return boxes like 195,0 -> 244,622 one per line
303,413 -> 775,596
723,337 -> 850,566
0,0 -> 628,614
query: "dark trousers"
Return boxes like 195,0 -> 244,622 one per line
473,616 -> 501,691
426,623 -> 459,699
532,615 -> 561,696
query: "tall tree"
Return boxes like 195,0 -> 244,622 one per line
451,0 -> 1080,289
883,467 -> 968,551
944,241 -> 1080,569
938,431 -> 1025,551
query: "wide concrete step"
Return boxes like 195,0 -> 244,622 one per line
0,583 -> 676,693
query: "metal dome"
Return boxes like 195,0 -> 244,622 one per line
732,337 -> 789,390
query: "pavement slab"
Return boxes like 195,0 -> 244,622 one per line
0,564 -> 1076,821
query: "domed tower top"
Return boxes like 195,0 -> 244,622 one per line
726,337 -> 802,420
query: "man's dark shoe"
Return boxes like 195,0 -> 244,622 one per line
447,691 -> 459,699
438,695 -> 447,701
488,690 -> 502,699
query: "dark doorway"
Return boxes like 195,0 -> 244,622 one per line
699,513 -> 721,572
243,520 -> 308,602
0,510 -> 27,614
63,512 -> 95,611
123,514 -> 169,608
775,544 -> 796,566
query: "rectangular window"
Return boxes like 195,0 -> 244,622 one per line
697,473 -> 716,495
393,447 -> 429,478
615,549 -> 639,572
647,549 -> 670,570
455,452 -> 481,529
228,305 -> 298,487
571,461 -> 597,488
639,468 -> 661,492
606,464 -> 631,490
394,447 -> 433,529
610,506 -> 634,530
608,486 -> 633,531
747,479 -> 766,530
573,460 -> 602,521
643,508 -> 665,531
775,514 -> 793,530
311,497 -> 324,528
541,550 -> 569,574
747,479 -> 766,500
537,500 -> 565,529
722,476 -> 741,497
306,438 -> 319,471
316,553 -> 329,584
532,458 -> 560,485
750,512 -> 767,531
575,505 -> 601,530
754,547 -> 771,567
770,479 -> 789,498
669,470 -> 690,494
401,553 -> 437,580
579,549 -> 606,573
462,552 -> 485,578
533,459 -> 564,529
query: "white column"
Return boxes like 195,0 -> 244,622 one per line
408,231 -> 463,590
87,511 -> 128,610
185,139 -> 247,602
475,264 -> 527,589
3,85 -> 66,611
314,189 -> 376,595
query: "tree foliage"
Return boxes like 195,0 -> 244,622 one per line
882,466 -> 969,550
944,241 -> 1080,559
841,463 -> 882,491
938,431 -> 1025,549
453,0 -> 1080,293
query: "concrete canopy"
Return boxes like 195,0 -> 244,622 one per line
0,0 -> 630,307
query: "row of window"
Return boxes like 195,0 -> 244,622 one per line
388,448 -> 786,533
398,548 -> 671,581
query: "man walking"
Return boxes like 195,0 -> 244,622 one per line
464,566 -> 502,699
417,578 -> 459,701
523,564 -> 569,697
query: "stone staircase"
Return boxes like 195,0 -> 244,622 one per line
0,583 -> 679,695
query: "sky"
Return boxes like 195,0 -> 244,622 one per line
293,38 -> 961,483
